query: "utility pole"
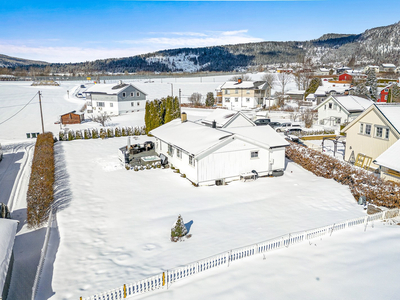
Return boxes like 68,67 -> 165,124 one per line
179,88 -> 181,107
38,91 -> 45,134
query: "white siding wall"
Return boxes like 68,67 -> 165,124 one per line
317,100 -> 352,126
118,100 -> 146,114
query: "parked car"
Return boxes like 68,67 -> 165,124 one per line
284,128 -> 304,135
0,143 -> 3,162
254,118 -> 271,126
275,122 -> 301,132
267,122 -> 281,129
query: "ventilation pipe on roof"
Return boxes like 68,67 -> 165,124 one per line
181,112 -> 187,123
212,120 -> 217,128
119,80 -> 123,85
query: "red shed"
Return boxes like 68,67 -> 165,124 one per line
378,86 -> 390,103
338,73 -> 353,82
60,111 -> 84,125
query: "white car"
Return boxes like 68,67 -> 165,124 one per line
275,122 -> 301,132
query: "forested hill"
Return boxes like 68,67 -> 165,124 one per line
2,21 -> 400,73
0,54 -> 48,68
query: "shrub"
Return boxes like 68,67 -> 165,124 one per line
67,131 -> 75,141
107,128 -> 114,138
92,128 -> 99,139
84,129 -> 91,139
59,131 -> 65,141
75,130 -> 83,139
121,127 -> 127,136
26,133 -> 55,228
127,127 -> 134,136
115,127 -> 121,137
100,128 -> 107,139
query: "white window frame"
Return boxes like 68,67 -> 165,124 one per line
365,124 -> 372,136
97,102 -> 105,107
235,98 -> 239,102
122,92 -> 126,97
359,123 -> 364,134
130,92 -> 134,97
225,97 -> 230,103
137,102 -> 140,106
177,148 -> 182,159
131,102 -> 134,107
375,125 -> 389,140
189,155 -> 195,167
250,151 -> 259,159
110,103 -> 113,107
168,144 -> 174,156
246,98 -> 250,102
137,92 -> 140,97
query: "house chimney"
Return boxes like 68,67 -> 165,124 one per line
212,120 -> 217,128
238,78 -> 242,84
181,112 -> 187,123
119,80 -> 122,85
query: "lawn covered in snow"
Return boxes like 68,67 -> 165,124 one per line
39,136 -> 367,299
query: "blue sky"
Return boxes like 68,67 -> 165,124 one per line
1,0 -> 399,63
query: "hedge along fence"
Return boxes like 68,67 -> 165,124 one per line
58,125 -> 146,141
286,142 -> 400,208
80,208 -> 400,300
26,132 -> 55,228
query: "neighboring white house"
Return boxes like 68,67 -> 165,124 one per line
316,95 -> 373,127
374,139 -> 400,182
380,64 -> 396,73
318,68 -> 331,76
84,81 -> 147,116
200,109 -> 255,128
0,218 -> 18,300
364,65 -> 380,73
220,79 -> 270,110
150,116 -> 289,186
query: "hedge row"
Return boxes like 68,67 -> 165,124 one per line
59,126 -> 146,141
286,143 -> 400,208
26,132 -> 55,228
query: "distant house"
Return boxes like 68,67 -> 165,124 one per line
286,90 -> 305,101
380,64 -> 396,73
336,66 -> 352,74
60,111 -> 84,125
150,114 -> 289,186
318,68 -> 331,76
313,83 -> 353,105
374,140 -> 400,182
316,95 -> 373,127
338,73 -> 353,82
200,109 -> 255,128
0,218 -> 18,300
341,103 -> 400,170
277,68 -> 293,73
84,81 -> 147,115
364,65 -> 380,73
220,79 -> 270,110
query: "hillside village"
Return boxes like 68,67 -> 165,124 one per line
1,20 -> 400,300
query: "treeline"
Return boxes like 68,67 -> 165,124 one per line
26,133 -> 55,228
145,96 -> 180,133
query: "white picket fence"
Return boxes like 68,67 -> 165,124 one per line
80,208 -> 399,300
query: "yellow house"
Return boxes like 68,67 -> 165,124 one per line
341,103 -> 400,170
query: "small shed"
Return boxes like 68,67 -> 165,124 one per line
338,73 -> 352,82
60,111 -> 84,125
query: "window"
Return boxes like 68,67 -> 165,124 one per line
130,92 -> 134,97
385,128 -> 390,139
225,97 -> 230,103
246,98 -> 250,102
235,89 -> 238,94
251,151 -> 259,158
168,144 -> 174,156
189,155 -> 195,166
137,102 -> 140,106
137,92 -> 140,97
328,103 -> 333,109
376,126 -> 383,138
324,105 -> 326,110
122,92 -> 126,97
365,124 -> 371,136
110,103 -> 113,107
375,126 -> 389,139
235,98 -> 239,102
246,90 -> 250,94
360,123 -> 364,134
131,102 -> 134,107
97,102 -> 105,107
177,149 -> 182,159
225,90 -> 230,95
336,118 -> 341,124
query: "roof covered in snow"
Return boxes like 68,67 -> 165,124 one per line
201,109 -> 238,127
150,118 -> 288,157
376,103 -> 400,132
374,140 -> 400,172
334,95 -> 374,113
381,63 -> 396,68
84,82 -> 147,95
220,80 -> 268,90
0,219 -> 18,296
150,119 -> 233,155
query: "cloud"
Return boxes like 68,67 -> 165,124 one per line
0,29 -> 263,63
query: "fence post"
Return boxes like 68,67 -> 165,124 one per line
123,284 -> 126,298
162,272 -> 165,286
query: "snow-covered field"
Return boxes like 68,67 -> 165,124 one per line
1,74 -> 399,300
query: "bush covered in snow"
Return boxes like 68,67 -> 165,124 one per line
286,143 -> 400,208
26,132 -> 55,228
171,214 -> 188,242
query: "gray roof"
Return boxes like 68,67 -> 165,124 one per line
84,82 -> 147,96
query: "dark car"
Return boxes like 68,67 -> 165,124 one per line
254,118 -> 271,126
285,128 -> 304,135
267,122 -> 281,129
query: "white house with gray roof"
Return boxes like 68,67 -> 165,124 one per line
316,95 -> 373,127
150,114 -> 289,186
200,109 -> 256,128
219,79 -> 270,110
84,81 -> 147,116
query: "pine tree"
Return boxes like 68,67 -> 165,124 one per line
173,96 -> 181,119
164,96 -> 173,123
366,69 -> 378,101
205,92 -> 215,107
145,101 -> 151,133
355,83 -> 370,98
171,214 -> 187,241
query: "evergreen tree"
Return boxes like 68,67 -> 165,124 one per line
145,101 -> 151,133
164,96 -> 173,123
304,77 -> 321,99
355,83 -> 370,98
205,92 -> 215,107
366,69 -> 378,101
171,214 -> 187,241
173,96 -> 181,119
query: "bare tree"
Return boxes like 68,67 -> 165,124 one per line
276,72 -> 293,95
301,108 -> 317,128
92,112 -> 111,126
229,74 -> 252,81
188,92 -> 203,106
261,73 -> 275,97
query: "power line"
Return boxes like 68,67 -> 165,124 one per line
0,92 -> 39,125
0,102 -> 38,109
